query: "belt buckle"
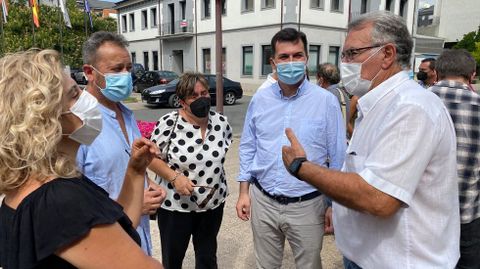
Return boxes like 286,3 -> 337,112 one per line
276,196 -> 289,205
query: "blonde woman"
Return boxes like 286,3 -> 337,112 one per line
0,50 -> 163,269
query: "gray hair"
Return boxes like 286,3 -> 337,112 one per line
82,31 -> 129,65
348,11 -> 413,67
317,63 -> 340,85
436,49 -> 476,81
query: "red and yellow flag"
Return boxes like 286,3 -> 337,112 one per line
29,0 -> 40,28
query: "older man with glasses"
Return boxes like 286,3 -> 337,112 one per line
282,11 -> 460,268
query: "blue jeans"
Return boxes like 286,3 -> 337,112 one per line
343,257 -> 362,269
457,217 -> 480,269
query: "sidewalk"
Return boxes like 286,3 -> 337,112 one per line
148,138 -> 343,269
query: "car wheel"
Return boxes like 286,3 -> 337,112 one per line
224,91 -> 236,105
168,94 -> 181,108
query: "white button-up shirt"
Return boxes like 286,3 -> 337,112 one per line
334,71 -> 460,268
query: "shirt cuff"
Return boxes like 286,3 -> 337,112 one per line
358,168 -> 413,206
237,173 -> 252,182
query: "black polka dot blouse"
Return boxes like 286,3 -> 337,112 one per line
150,110 -> 233,212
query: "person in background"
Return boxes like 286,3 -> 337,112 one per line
317,63 -> 351,136
77,31 -> 165,255
0,49 -> 163,269
429,49 -> 480,269
346,95 -> 359,138
417,57 -> 436,88
149,72 -> 232,269
236,27 -> 346,268
282,11 -> 460,268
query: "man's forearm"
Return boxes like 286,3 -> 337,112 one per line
298,162 -> 400,217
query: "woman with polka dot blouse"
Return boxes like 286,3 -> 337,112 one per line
149,72 -> 232,269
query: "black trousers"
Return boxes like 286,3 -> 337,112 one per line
157,203 -> 224,269
457,217 -> 480,269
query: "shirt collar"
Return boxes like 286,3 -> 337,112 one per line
358,71 -> 410,116
99,102 -> 133,118
274,77 -> 309,99
434,80 -> 471,91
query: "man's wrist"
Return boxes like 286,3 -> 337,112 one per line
288,157 -> 308,179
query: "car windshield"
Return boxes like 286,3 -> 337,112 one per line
168,79 -> 179,85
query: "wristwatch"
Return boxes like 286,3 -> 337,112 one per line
288,157 -> 308,178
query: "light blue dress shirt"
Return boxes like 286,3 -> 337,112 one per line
238,79 -> 346,197
76,103 -> 152,255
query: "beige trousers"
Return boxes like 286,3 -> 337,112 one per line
250,185 -> 326,269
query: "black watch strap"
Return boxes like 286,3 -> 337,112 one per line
288,157 -> 307,178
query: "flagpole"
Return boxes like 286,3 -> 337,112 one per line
31,13 -> 36,47
57,0 -> 64,59
0,12 -> 4,57
83,0 -> 87,38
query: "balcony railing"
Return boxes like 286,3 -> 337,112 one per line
161,19 -> 194,36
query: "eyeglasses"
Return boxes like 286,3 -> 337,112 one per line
341,44 -> 383,61
193,186 -> 217,208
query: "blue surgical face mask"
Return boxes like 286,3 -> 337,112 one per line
91,66 -> 133,102
275,61 -> 306,85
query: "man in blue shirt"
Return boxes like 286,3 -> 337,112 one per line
235,28 -> 346,268
77,31 -> 165,255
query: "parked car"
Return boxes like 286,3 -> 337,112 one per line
133,70 -> 179,93
69,67 -> 81,81
132,63 -> 145,81
141,75 -> 243,108
74,71 -> 87,85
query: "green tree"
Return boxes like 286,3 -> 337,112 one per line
454,26 -> 480,52
0,0 -> 116,67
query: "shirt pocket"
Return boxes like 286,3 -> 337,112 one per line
298,119 -> 326,149
343,150 -> 366,174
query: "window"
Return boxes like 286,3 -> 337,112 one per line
143,51 -> 149,71
131,52 -> 136,63
262,0 -> 274,9
328,46 -> 340,66
153,51 -> 158,70
222,0 -> 226,15
121,15 -> 127,33
141,10 -> 148,29
399,0 -> 408,18
330,0 -> 343,12
203,48 -> 211,74
310,0 -> 324,9
262,45 -> 273,75
242,46 -> 253,76
203,0 -> 211,19
385,0 -> 394,11
361,0 -> 368,13
242,0 -> 254,12
222,48 -> 227,74
180,1 -> 186,19
308,45 -> 321,76
129,13 -> 135,31
151,8 -> 158,28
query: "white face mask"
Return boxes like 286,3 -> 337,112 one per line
62,90 -> 102,145
340,46 -> 383,97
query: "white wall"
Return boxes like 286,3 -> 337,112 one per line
437,0 -> 480,42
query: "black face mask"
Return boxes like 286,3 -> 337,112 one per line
417,71 -> 428,82
189,97 -> 211,118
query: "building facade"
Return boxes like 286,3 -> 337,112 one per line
116,0 -> 421,92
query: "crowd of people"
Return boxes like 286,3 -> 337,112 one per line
0,10 -> 478,269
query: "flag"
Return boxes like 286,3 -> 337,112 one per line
59,0 -> 71,28
84,0 -> 93,30
0,0 -> 8,23
29,0 -> 40,28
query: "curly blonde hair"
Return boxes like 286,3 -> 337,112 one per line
0,50 -> 79,194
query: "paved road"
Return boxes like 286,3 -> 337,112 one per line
132,94 -> 252,136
